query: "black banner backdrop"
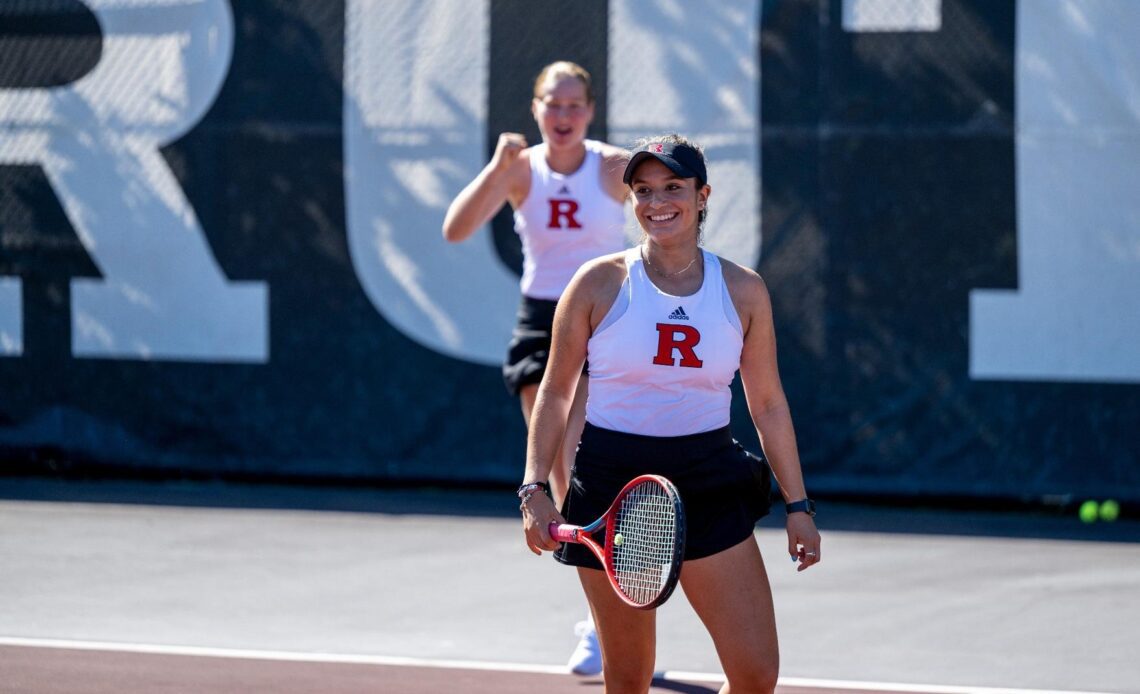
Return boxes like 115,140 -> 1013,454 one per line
1,0 -> 1137,504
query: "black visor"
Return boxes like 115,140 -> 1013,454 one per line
623,141 -> 707,186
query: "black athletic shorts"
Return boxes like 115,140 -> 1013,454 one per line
502,296 -> 557,396
502,296 -> 587,396
554,422 -> 773,570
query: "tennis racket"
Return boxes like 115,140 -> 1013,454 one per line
550,474 -> 685,609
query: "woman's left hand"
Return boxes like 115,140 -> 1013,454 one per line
787,514 -> 821,571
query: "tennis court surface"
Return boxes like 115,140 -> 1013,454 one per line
2,478 -> 1137,693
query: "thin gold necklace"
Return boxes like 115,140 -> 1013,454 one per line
641,246 -> 699,278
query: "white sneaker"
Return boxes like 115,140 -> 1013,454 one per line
567,619 -> 602,676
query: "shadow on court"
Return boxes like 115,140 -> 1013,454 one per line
647,679 -> 718,694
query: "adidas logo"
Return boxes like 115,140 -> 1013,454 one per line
557,185 -> 571,195
668,306 -> 689,320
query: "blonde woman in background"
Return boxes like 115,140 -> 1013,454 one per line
443,61 -> 629,675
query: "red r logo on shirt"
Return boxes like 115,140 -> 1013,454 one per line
653,323 -> 703,368
547,199 -> 582,229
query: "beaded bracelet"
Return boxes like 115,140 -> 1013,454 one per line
515,481 -> 551,499
516,481 -> 551,511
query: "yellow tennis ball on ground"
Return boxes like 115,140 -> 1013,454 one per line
1100,499 -> 1120,522
613,533 -> 624,546
1079,500 -> 1099,523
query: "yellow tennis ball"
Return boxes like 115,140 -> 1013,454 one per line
1100,499 -> 1120,522
1078,500 -> 1099,524
613,533 -> 624,546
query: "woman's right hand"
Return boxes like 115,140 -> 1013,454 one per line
521,491 -> 563,555
492,132 -> 528,172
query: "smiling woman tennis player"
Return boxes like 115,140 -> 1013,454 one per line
520,133 -> 820,693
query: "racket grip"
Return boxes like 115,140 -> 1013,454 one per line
549,522 -> 578,543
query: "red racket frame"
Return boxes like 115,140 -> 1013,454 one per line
549,474 -> 685,609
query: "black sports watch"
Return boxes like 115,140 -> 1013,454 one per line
785,498 -> 816,517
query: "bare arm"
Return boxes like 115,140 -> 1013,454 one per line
729,262 -> 821,571
520,255 -> 626,555
441,133 -> 529,243
597,143 -> 632,205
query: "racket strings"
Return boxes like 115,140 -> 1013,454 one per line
611,481 -> 679,605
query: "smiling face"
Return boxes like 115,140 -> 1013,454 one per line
532,74 -> 594,150
629,158 -> 709,244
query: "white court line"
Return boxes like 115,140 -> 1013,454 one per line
0,637 -> 1112,694
4,638 -> 570,674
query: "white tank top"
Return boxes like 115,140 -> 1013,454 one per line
586,249 -> 744,436
514,140 -> 627,300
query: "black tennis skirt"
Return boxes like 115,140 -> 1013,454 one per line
502,295 -> 588,397
554,422 -> 772,570
502,296 -> 557,396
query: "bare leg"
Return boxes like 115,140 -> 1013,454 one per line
517,384 -> 551,494
559,375 -> 589,505
680,536 -> 779,694
519,374 -> 586,507
519,383 -> 538,426
579,567 -> 656,693
561,376 -> 599,673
